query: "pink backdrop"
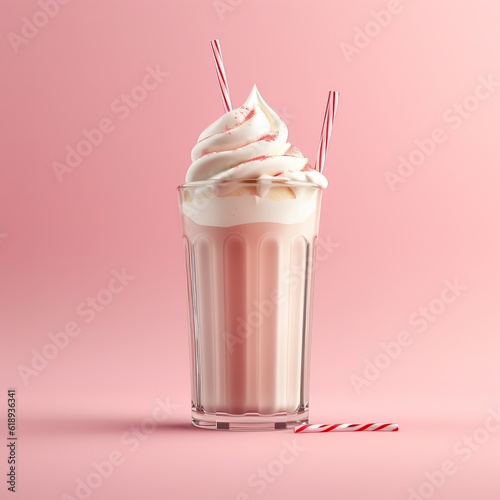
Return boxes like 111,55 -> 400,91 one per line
1,0 -> 499,499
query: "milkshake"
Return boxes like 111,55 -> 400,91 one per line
179,86 -> 328,430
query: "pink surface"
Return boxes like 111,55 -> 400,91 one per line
0,0 -> 499,499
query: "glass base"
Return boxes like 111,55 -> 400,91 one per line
191,408 -> 308,431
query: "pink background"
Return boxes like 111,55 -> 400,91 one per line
1,0 -> 499,499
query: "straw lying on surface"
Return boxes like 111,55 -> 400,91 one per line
295,423 -> 399,433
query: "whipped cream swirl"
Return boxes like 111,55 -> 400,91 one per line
186,86 -> 327,188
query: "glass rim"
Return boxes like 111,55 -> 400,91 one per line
177,178 -> 324,191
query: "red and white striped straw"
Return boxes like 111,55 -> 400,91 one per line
315,90 -> 339,174
295,423 -> 399,433
210,39 -> 232,113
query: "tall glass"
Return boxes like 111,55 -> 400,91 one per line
178,178 -> 323,430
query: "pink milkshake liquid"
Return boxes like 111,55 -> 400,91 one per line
179,179 -> 323,430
